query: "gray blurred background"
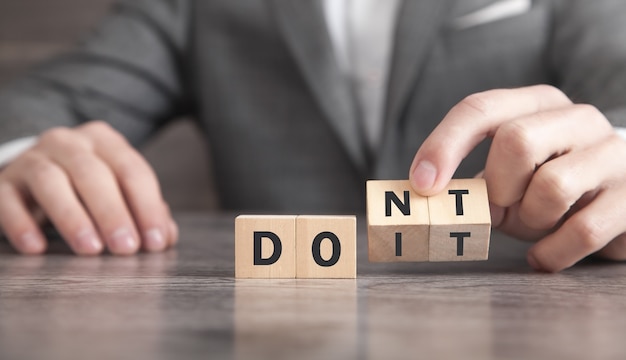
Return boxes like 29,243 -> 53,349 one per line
0,0 -> 218,211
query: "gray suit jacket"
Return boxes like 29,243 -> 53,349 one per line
1,0 -> 626,212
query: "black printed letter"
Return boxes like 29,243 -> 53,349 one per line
385,191 -> 410,216
450,232 -> 471,256
312,232 -> 341,267
448,190 -> 469,216
395,232 -> 402,257
253,231 -> 282,265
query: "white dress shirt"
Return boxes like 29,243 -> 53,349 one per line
323,0 -> 401,150
0,136 -> 36,169
0,0 -> 624,169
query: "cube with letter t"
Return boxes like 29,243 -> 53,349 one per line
427,179 -> 491,261
366,179 -> 491,263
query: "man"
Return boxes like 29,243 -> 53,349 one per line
0,0 -> 625,272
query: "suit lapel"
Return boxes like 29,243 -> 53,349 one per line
270,0 -> 367,172
381,0 -> 449,149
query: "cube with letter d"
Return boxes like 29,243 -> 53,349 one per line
235,215 -> 296,278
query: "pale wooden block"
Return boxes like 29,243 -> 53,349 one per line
235,215 -> 297,278
366,180 -> 429,262
296,215 -> 356,278
428,179 -> 491,261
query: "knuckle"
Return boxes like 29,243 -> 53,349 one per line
570,216 -> 605,253
82,121 -> 125,142
457,92 -> 495,118
65,153 -> 102,181
114,152 -> 152,182
575,103 -> 602,119
38,127 -> 72,146
534,84 -> 569,103
494,121 -> 534,160
21,153 -> 63,184
575,104 -> 613,132
38,127 -> 91,151
608,134 -> 626,161
82,120 -> 113,133
535,84 -> 561,97
532,166 -> 574,208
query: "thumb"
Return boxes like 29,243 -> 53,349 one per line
408,126 -> 472,197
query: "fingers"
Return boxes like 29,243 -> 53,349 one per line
409,85 -> 572,196
77,122 -> 173,251
490,202 -> 551,243
485,104 -> 613,207
14,151 -> 104,255
165,203 -> 179,246
528,184 -> 626,272
518,135 -> 626,230
0,121 -> 175,256
407,85 -> 626,271
38,128 -> 141,255
595,233 -> 626,260
0,181 -> 47,254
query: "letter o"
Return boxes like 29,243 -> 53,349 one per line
311,231 -> 341,267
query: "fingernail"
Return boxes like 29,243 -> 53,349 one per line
76,229 -> 103,254
145,228 -> 166,251
411,160 -> 437,191
527,252 -> 543,271
20,232 -> 44,253
110,228 -> 138,254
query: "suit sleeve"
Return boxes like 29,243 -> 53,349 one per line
551,0 -> 626,127
0,0 -> 192,146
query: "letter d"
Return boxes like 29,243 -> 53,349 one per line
253,231 -> 282,265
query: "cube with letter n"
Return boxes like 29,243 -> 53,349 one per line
366,180 -> 430,262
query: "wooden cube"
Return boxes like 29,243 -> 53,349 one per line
296,215 -> 357,278
428,179 -> 491,261
366,180 -> 430,262
235,215 -> 297,278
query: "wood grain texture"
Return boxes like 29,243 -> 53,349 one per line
1,212 -> 626,360
235,215 -> 296,278
367,180 -> 429,262
296,215 -> 356,278
429,179 -> 491,261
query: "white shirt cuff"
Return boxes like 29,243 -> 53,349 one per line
0,136 -> 37,169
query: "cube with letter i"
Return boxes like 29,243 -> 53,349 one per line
366,180 -> 430,262
428,179 -> 491,261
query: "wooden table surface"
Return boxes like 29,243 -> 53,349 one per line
1,212 -> 625,360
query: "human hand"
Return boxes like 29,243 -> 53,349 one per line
0,121 -> 178,255
409,85 -> 626,272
